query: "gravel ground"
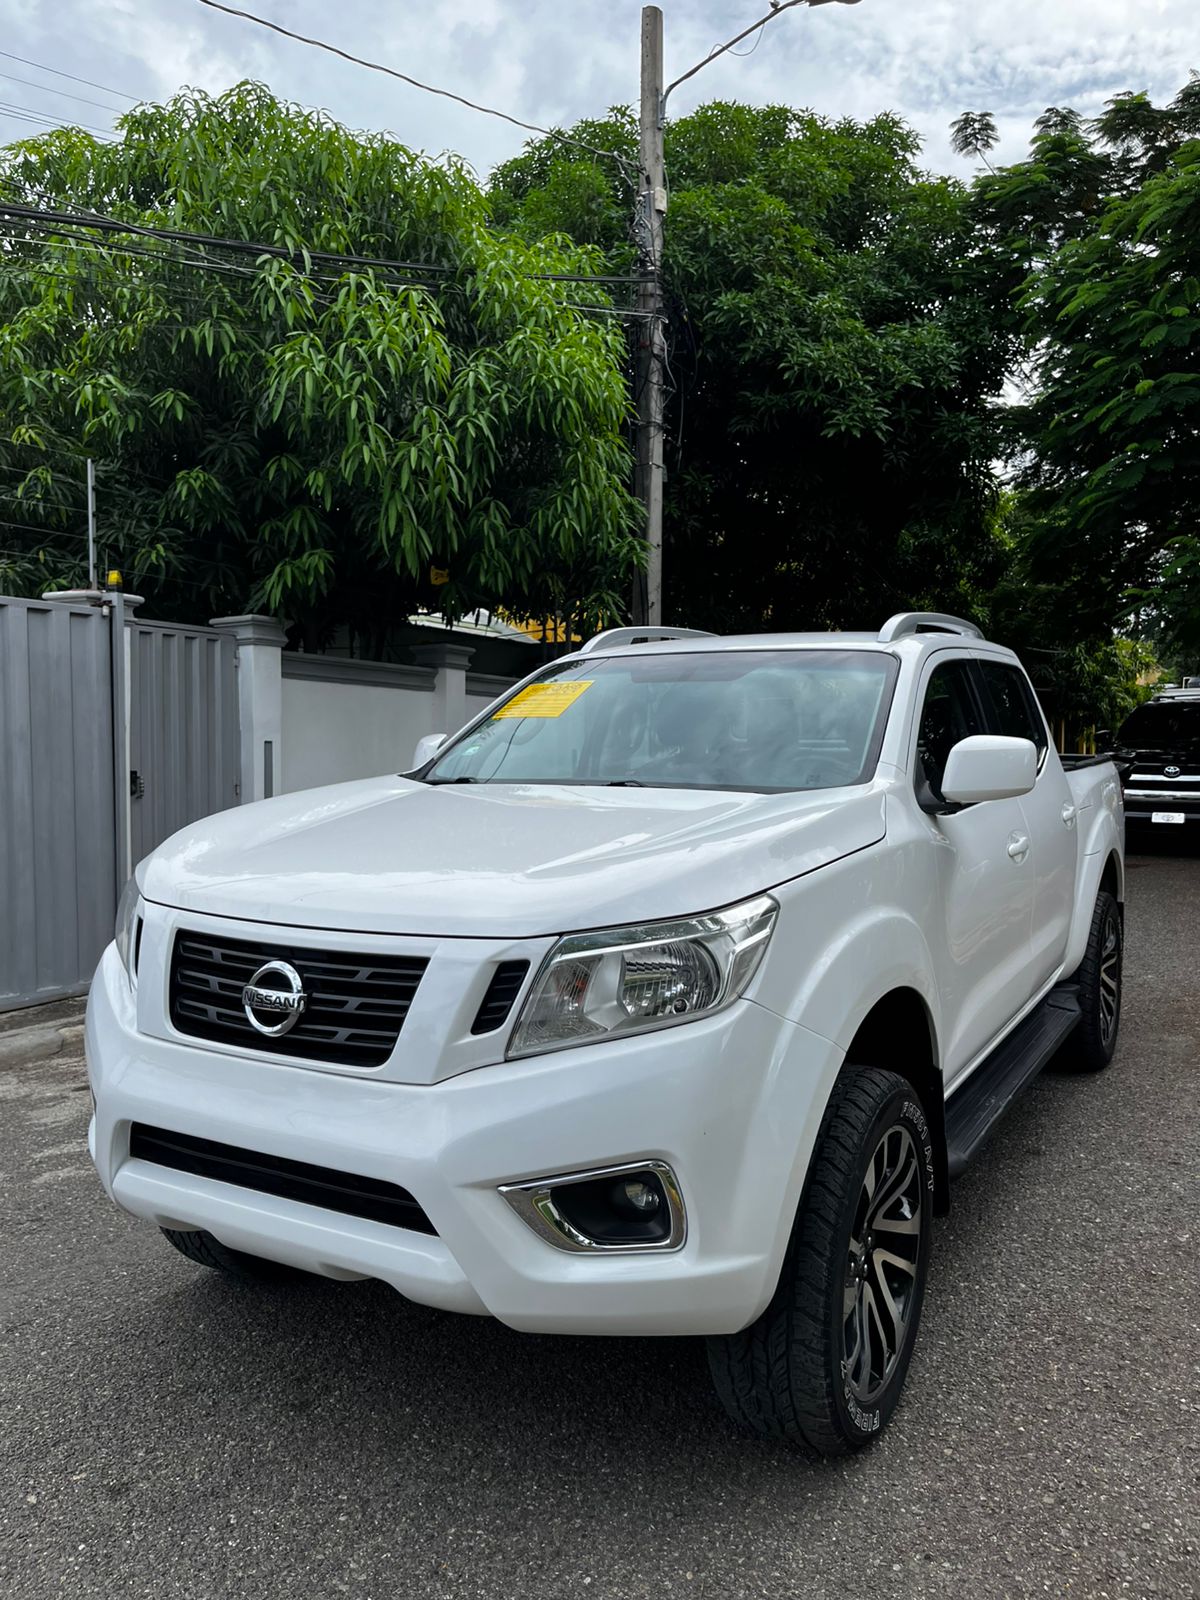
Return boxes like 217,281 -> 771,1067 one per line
1,850 -> 1197,1600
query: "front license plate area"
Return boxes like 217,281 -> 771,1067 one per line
1151,811 -> 1186,824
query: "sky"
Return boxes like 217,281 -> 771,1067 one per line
1,0 -> 1198,181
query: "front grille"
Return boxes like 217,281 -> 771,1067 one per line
169,932 -> 427,1068
129,1124 -> 436,1235
471,960 -> 530,1034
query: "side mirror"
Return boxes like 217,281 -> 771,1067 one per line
940,735 -> 1036,805
412,733 -> 447,769
1094,728 -> 1112,749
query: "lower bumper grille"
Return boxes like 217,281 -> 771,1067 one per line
129,1124 -> 437,1236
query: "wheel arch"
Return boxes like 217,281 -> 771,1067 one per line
843,987 -> 949,1215
1099,848 -> 1122,907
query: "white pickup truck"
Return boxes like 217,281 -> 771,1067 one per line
86,613 -> 1125,1453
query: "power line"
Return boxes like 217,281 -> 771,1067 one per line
0,71 -> 131,115
1,242 -> 648,331
0,194 -> 644,287
0,100 -> 116,138
0,221 -> 427,307
0,51 -> 139,102
196,0 -> 638,177
0,196 -> 455,278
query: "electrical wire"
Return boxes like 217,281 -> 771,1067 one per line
1,217 -> 646,320
0,516 -> 86,539
0,192 -> 647,286
0,72 -> 131,115
196,0 -> 639,177
0,101 -> 116,138
0,196 -> 454,278
0,489 -> 88,514
0,51 -> 139,102
664,0 -> 814,108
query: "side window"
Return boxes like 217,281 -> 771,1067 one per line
976,662 -> 1048,761
916,661 -> 985,795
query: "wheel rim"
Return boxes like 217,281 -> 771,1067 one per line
1098,910 -> 1121,1045
842,1123 -> 923,1409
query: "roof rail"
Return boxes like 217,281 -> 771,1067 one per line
877,612 -> 983,643
578,625 -> 718,655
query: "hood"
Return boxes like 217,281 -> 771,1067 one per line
140,777 -> 887,938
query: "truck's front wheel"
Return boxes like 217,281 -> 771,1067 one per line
708,1067 -> 934,1454
161,1228 -> 303,1283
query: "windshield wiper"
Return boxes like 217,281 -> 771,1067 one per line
426,775 -> 479,784
604,779 -> 644,787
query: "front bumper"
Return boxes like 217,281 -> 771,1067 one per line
86,944 -> 840,1336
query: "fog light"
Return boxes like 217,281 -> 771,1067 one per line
614,1177 -> 661,1215
498,1161 -> 686,1252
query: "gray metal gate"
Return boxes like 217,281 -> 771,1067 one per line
1,599 -> 241,1011
0,596 -> 117,1009
127,618 -> 240,868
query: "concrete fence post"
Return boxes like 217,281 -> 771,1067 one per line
210,614 -> 285,803
409,642 -> 476,739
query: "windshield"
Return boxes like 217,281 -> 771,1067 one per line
1117,699 -> 1200,751
424,649 -> 898,792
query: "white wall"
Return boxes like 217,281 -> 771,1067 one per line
281,665 -> 437,793
280,660 -> 519,794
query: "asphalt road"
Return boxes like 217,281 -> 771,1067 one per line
2,850 -> 1197,1600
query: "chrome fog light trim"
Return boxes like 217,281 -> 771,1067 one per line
498,1160 -> 687,1254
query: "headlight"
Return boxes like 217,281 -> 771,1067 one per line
508,894 -> 777,1059
114,876 -> 142,984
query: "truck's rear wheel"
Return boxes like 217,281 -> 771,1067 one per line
1061,889 -> 1122,1073
161,1227 -> 304,1283
707,1067 -> 934,1454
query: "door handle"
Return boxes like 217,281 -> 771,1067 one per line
1007,833 -> 1030,861
1061,803 -> 1077,828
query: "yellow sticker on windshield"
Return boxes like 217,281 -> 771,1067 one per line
493,680 -> 593,719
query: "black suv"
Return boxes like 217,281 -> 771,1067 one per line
1111,693 -> 1200,835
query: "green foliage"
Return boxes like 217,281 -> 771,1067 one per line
982,495 -> 1158,740
950,112 -> 999,164
0,85 -> 641,644
493,102 -> 1011,632
962,78 -> 1200,666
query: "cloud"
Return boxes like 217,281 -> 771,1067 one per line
2,0 -> 1197,179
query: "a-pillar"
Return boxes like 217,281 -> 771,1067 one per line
210,613 -> 285,803
409,641 -> 475,739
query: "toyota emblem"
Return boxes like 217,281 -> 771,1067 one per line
241,960 -> 307,1037
1164,764 -> 1181,778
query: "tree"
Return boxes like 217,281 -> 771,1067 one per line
950,111 -> 999,167
960,79 -> 1200,661
493,102 -> 1014,633
0,85 -> 641,647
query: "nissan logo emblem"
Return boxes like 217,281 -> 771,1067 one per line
241,960 -> 307,1037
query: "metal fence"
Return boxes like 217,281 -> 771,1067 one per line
128,618 -> 239,865
0,595 -> 240,1011
0,596 -> 117,1009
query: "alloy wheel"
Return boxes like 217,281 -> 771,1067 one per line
842,1123 -> 924,1408
1098,909 -> 1121,1045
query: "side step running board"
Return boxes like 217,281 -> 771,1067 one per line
945,987 -> 1081,1178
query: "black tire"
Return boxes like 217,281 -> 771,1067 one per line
161,1227 -> 304,1283
707,1067 -> 935,1455
1061,889 -> 1122,1073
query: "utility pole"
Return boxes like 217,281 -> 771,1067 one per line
633,5 -> 666,626
86,457 -> 97,590
630,0 -> 861,627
